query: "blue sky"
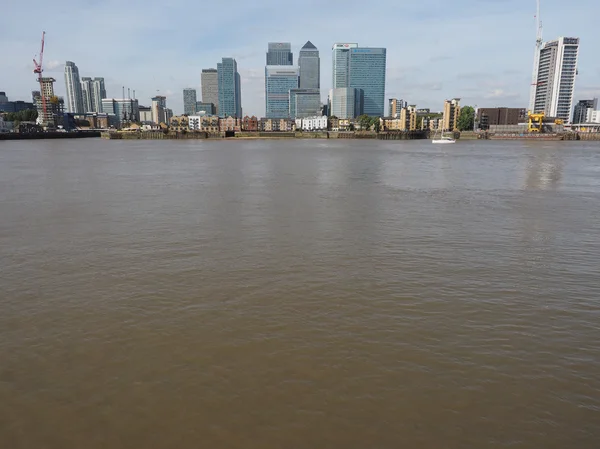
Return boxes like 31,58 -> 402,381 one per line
1,0 -> 598,116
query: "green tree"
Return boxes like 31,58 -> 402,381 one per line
372,117 -> 381,133
5,109 -> 38,122
357,114 -> 372,130
457,106 -> 475,131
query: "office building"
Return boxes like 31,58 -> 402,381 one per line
348,48 -> 386,117
64,61 -> 84,114
265,66 -> 298,118
266,42 -> 293,65
329,87 -> 361,119
101,98 -> 139,125
201,69 -> 219,114
139,106 -> 153,123
477,107 -> 527,129
388,98 -> 406,118
443,98 -> 461,131
151,96 -> 167,124
289,88 -> 320,118
217,58 -> 242,118
183,88 -> 197,115
572,99 -> 598,124
299,41 -> 320,89
0,92 -> 35,113
0,92 -> 7,103
332,43 -> 358,89
195,102 -> 215,115
530,37 -> 579,122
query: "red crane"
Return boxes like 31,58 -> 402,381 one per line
33,31 -> 46,123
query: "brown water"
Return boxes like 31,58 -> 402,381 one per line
1,138 -> 599,448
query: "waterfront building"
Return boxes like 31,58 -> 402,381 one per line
572,99 -> 598,124
101,98 -> 139,125
242,115 -> 259,131
201,69 -> 219,114
530,37 -> 580,122
64,61 -> 84,114
169,115 -> 189,132
332,43 -> 358,89
188,115 -> 219,132
388,98 -> 406,118
295,115 -> 327,131
183,88 -> 197,115
266,42 -> 293,66
299,41 -> 320,89
477,107 -> 528,129
289,88 -> 320,118
399,105 -> 417,130
219,116 -> 242,132
348,47 -> 386,117
217,58 -> 242,118
151,96 -> 167,124
329,87 -> 361,119
139,106 -> 152,123
265,66 -> 299,118
443,98 -> 461,131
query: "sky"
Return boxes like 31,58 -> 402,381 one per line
1,0 -> 599,117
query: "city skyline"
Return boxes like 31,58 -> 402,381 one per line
2,0 -> 599,116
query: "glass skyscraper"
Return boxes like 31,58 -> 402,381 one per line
217,58 -> 242,118
289,88 -> 320,118
348,48 -> 386,117
266,42 -> 293,65
298,41 -> 320,89
332,43 -> 358,89
64,61 -> 84,114
183,88 -> 197,115
265,66 -> 298,118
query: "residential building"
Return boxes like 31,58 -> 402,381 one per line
139,106 -> 152,123
348,47 -> 386,117
33,78 -> 60,126
299,41 -> 320,89
289,88 -> 320,118
265,66 -> 299,118
332,43 -> 358,88
530,37 -> 580,122
80,77 -> 93,112
151,96 -> 167,124
443,98 -> 461,131
101,98 -> 139,125
183,88 -> 197,115
219,116 -> 242,132
201,69 -> 219,114
64,61 -> 84,114
329,87 -> 361,119
189,115 -> 219,133
586,109 -> 600,123
400,105 -> 417,130
170,115 -> 189,132
217,58 -> 242,118
242,115 -> 258,131
165,108 -> 173,124
80,77 -> 106,113
388,98 -> 406,118
195,102 -> 215,115
572,99 -> 598,124
477,107 -> 527,129
266,42 -> 293,65
295,115 -> 327,131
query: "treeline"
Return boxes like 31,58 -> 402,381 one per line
2,110 -> 38,122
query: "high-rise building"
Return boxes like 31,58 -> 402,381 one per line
64,61 -> 84,114
183,88 -> 197,115
101,98 -> 139,125
530,37 -> 579,122
299,41 -> 320,89
151,96 -> 167,124
572,99 -> 597,124
201,69 -> 219,114
332,43 -> 358,89
265,66 -> 298,118
80,77 -> 93,112
195,102 -> 215,115
329,88 -> 361,119
217,58 -> 242,118
0,92 -> 8,103
443,98 -> 461,131
33,77 -> 60,126
348,48 -> 386,117
139,106 -> 153,123
92,78 -> 106,113
289,88 -> 321,118
266,42 -> 293,66
388,98 -> 406,118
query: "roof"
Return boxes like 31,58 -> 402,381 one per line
301,41 -> 317,50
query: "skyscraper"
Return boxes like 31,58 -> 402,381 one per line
289,88 -> 320,118
530,37 -> 580,122
217,58 -> 242,118
265,66 -> 298,118
81,77 -> 93,113
572,98 -> 597,124
329,88 -> 361,119
266,42 -> 293,65
151,96 -> 167,124
183,88 -> 197,115
332,43 -> 358,89
64,61 -> 84,114
348,47 -> 386,117
92,78 -> 106,113
201,69 -> 219,114
299,41 -> 320,89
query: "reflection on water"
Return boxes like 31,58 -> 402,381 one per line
1,138 -> 599,449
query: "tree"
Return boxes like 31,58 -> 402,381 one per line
357,114 -> 372,130
457,106 -> 475,131
4,109 -> 37,122
373,117 -> 381,133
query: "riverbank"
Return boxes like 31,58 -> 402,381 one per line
100,130 -> 430,140
0,131 -> 101,140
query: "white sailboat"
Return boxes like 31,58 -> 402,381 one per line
432,116 -> 456,144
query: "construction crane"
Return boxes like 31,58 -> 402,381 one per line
528,0 -> 543,113
33,31 -> 46,124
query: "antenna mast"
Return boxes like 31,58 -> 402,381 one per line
528,0 -> 543,112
